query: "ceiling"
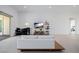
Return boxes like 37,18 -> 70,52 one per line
10,5 -> 79,13
10,5 -> 51,12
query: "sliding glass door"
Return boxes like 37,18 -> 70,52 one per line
0,15 -> 10,35
0,20 -> 2,32
0,15 -> 3,35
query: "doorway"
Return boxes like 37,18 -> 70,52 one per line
70,18 -> 76,34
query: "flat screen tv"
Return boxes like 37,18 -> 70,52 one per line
34,22 -> 43,28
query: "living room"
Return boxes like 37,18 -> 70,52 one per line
0,5 -> 79,53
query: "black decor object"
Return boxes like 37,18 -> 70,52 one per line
15,27 -> 30,36
26,28 -> 30,35
21,28 -> 30,35
15,28 -> 21,36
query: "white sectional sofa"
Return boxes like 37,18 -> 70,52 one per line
17,35 -> 55,49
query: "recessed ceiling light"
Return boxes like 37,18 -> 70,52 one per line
25,22 -> 30,26
73,5 -> 76,7
24,6 -> 27,8
49,6 -> 52,8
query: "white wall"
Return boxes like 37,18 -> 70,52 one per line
18,6 -> 79,35
0,5 -> 18,36
1,5 -> 79,36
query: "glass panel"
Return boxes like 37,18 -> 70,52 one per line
70,20 -> 75,28
0,20 -> 2,32
0,15 -> 3,34
3,16 -> 10,35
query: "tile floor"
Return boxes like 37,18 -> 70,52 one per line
0,35 -> 79,53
